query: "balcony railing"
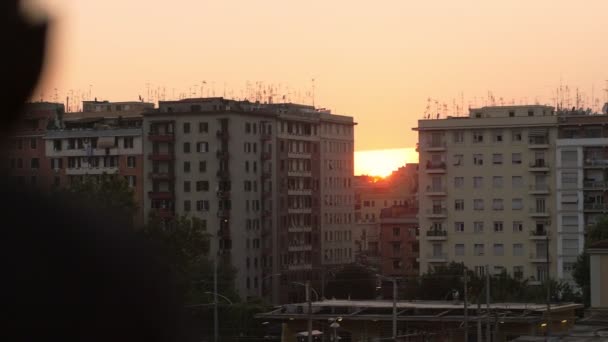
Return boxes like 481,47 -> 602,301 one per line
148,191 -> 174,200
425,161 -> 446,170
584,203 -> 608,211
584,158 -> 608,167
528,137 -> 549,145
148,153 -> 174,161
216,191 -> 231,199
217,209 -> 231,218
529,184 -> 550,191
529,208 -> 550,215
426,185 -> 446,193
426,253 -> 448,261
216,150 -> 229,159
148,132 -> 174,142
529,160 -> 549,168
216,130 -> 229,140
425,208 -> 447,216
426,230 -> 447,237
421,141 -> 446,150
148,172 -> 174,180
529,230 -> 548,237
261,152 -> 271,161
583,180 -> 607,189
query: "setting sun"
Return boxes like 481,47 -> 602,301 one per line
354,148 -> 418,177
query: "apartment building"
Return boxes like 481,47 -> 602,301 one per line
43,100 -> 153,226
3,102 -> 64,190
555,109 -> 608,283
379,205 -> 419,277
141,98 -> 355,302
416,105 -> 558,283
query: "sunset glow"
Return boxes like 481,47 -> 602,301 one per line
355,148 -> 418,177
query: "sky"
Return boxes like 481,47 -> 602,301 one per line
25,0 -> 608,175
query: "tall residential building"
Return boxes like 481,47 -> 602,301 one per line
43,100 -> 153,226
555,110 -> 608,283
379,205 -> 419,277
416,105 -> 558,283
141,98 -> 355,302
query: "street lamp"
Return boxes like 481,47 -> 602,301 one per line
328,317 -> 343,342
292,281 -> 320,342
376,274 -> 399,340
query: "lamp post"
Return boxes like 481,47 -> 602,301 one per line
376,274 -> 398,340
292,282 -> 319,342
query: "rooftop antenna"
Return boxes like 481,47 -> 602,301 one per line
312,78 -> 316,107
146,82 -> 150,103
201,81 -> 206,98
460,91 -> 464,116
89,84 -> 92,100
53,88 -> 58,103
604,80 -> 608,103
223,82 -> 227,98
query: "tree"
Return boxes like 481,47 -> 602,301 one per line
64,173 -> 137,228
573,216 -> 608,306
324,264 -> 376,299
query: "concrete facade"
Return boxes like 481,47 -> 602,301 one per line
416,105 -> 558,282
379,206 -> 419,277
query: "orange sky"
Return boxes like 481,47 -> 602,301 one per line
28,0 -> 608,158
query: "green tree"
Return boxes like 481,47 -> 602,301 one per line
64,173 -> 137,227
573,216 -> 608,306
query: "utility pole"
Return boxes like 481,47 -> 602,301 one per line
213,253 -> 218,342
464,266 -> 468,342
392,278 -> 397,340
485,265 -> 491,342
477,297 -> 482,342
306,281 -> 312,342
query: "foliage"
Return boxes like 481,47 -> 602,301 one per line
573,216 -> 608,306
64,173 -> 137,227
324,264 -> 377,299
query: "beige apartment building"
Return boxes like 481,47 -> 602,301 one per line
416,105 -> 558,282
142,98 -> 355,302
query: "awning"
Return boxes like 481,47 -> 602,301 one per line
97,136 -> 115,148
528,128 -> 548,137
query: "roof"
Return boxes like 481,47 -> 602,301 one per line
44,128 -> 142,139
588,240 -> 608,249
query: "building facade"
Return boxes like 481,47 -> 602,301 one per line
141,98 -> 355,302
416,105 -> 558,282
379,205 -> 419,277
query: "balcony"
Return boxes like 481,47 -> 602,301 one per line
262,210 -> 272,218
426,185 -> 447,196
216,130 -> 229,140
148,133 -> 174,142
154,208 -> 174,219
261,152 -> 271,161
262,171 -> 272,180
149,172 -> 174,181
262,191 -> 272,199
426,229 -> 447,241
529,208 -> 550,217
529,184 -> 550,194
216,170 -> 230,179
148,153 -> 174,161
528,136 -> 549,149
217,209 -> 231,218
148,191 -> 173,200
529,253 -> 548,263
426,253 -> 448,263
584,158 -> 608,168
529,230 -> 549,240
287,189 -> 313,196
583,180 -> 607,189
216,190 -> 230,199
261,133 -> 272,141
66,166 -> 119,175
529,160 -> 550,172
425,208 -> 447,218
288,207 -> 313,214
288,225 -> 312,233
584,203 -> 608,211
216,150 -> 229,160
287,171 -> 312,177
425,161 -> 446,174
421,141 -> 447,152
288,244 -> 313,252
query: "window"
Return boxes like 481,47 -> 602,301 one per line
392,260 -> 402,270
512,176 -> 523,188
513,266 -> 524,280
30,138 -> 37,149
196,181 -> 209,191
127,156 -> 136,168
454,222 -> 464,232
199,161 -> 206,173
53,140 -> 62,151
513,221 -> 523,232
493,244 -> 504,256
492,199 -> 504,210
473,177 -> 483,188
509,111 -> 515,117
199,122 -> 208,133
473,154 -> 483,165
455,244 -> 465,256
30,158 -> 39,169
393,227 -> 400,236
493,130 -> 503,142
474,221 -> 484,233
455,199 -> 464,211
512,198 -> 523,210
183,122 -> 191,133
492,176 -> 503,188
123,137 -> 134,148
512,130 -> 522,142
183,142 -> 191,153
473,131 -> 484,143
245,122 -> 251,133
493,221 -> 503,232
453,154 -> 463,166
513,243 -> 524,256
184,161 -> 191,173
528,110 -> 534,116
126,175 -> 136,187
196,142 -> 209,153
562,172 -> 578,188
196,200 -> 210,211
511,153 -> 522,164
474,244 -> 484,256
473,199 -> 484,210
184,181 -> 191,192
453,131 -> 464,143
475,266 -> 486,277
454,177 -> 464,188
561,150 -> 577,167
492,153 -> 503,165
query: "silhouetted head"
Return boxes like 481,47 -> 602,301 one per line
0,0 -> 48,130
